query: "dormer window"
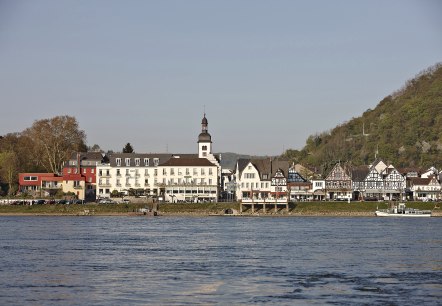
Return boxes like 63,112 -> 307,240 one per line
144,158 -> 149,166
135,158 -> 140,166
116,158 -> 121,166
125,158 -> 130,166
153,158 -> 159,166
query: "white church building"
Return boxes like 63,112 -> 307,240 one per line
96,114 -> 220,202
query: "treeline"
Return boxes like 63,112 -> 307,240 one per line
282,63 -> 442,175
0,116 -> 86,195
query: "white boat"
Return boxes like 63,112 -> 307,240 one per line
375,203 -> 432,217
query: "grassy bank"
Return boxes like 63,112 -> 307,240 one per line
0,201 -> 439,216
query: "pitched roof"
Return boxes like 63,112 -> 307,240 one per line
352,166 -> 370,181
236,158 -> 251,175
160,158 -> 216,167
108,153 -> 173,167
409,177 -> 432,185
68,152 -> 105,161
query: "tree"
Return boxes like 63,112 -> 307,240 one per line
89,144 -> 102,152
122,143 -> 134,153
22,116 -> 86,174
0,151 -> 19,196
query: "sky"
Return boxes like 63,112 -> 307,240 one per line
1,0 -> 441,156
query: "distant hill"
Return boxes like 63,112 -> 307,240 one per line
282,63 -> 442,175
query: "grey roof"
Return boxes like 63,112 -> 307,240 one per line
352,167 -> 370,182
198,132 -> 212,143
160,158 -> 216,167
108,153 -> 173,167
237,158 -> 290,180
236,158 -> 251,175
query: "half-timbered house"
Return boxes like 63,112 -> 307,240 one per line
381,165 -> 406,200
325,163 -> 352,200
287,166 -> 311,201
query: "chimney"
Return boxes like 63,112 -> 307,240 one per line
77,152 -> 81,174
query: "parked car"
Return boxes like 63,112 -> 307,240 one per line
99,198 -> 115,204
36,199 -> 46,205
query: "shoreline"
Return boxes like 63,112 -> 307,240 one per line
0,211 -> 440,217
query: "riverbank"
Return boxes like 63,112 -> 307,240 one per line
0,201 -> 440,217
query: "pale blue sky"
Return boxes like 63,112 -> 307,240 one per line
1,0 -> 441,155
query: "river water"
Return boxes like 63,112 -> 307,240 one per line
0,216 -> 441,305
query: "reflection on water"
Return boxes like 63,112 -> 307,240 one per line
0,216 -> 441,305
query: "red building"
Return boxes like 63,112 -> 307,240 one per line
18,173 -> 63,196
18,152 -> 106,200
62,152 -> 107,200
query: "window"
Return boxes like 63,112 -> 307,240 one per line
186,168 -> 190,175
209,168 -> 213,175
209,179 -> 212,185
116,158 -> 121,166
24,176 -> 38,181
153,158 -> 159,166
125,158 -> 131,166
135,158 -> 140,166
201,168 -> 205,175
116,169 -> 121,176
202,145 -> 207,151
163,169 -> 167,175
171,168 -> 175,175
126,169 -> 130,176
144,169 -> 149,176
244,173 -> 255,179
91,169 -> 94,174
144,158 -> 149,166
83,168 -> 86,174
154,169 -> 158,176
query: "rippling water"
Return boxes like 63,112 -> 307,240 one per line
0,216 -> 441,305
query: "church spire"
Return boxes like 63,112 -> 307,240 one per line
201,113 -> 208,133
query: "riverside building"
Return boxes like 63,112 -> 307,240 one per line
96,114 -> 220,202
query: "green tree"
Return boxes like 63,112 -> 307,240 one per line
0,151 -> 19,196
122,143 -> 134,153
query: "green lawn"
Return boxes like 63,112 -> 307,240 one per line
0,201 -> 438,215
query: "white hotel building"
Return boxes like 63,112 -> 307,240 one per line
96,114 -> 220,202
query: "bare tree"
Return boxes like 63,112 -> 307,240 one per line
23,116 -> 86,174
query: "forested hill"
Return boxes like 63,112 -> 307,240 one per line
283,63 -> 442,174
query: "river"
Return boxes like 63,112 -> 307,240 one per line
0,216 -> 441,305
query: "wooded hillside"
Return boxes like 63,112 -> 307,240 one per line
283,63 -> 442,175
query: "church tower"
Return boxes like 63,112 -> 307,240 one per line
198,113 -> 212,158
